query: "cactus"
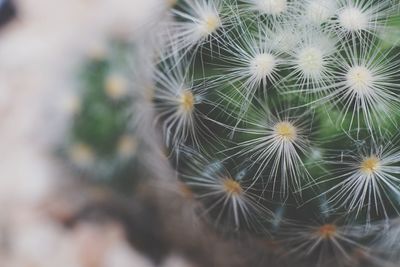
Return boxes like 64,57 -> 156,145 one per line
153,0 -> 400,266
59,39 -> 158,195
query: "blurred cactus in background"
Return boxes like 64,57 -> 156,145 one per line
59,37 -> 163,196
152,0 -> 400,266
60,41 -> 138,193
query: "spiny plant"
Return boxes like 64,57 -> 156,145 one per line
59,39 -> 156,194
153,0 -> 400,266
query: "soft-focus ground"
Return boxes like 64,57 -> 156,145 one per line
0,0 -> 194,266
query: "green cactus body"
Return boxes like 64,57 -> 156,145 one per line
60,40 -> 148,194
154,0 -> 400,266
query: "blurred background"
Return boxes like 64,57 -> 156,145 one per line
0,0 -> 201,266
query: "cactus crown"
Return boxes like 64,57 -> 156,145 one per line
154,0 -> 400,265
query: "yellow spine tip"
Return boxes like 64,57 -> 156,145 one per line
317,224 -> 337,239
360,156 -> 380,174
104,74 -> 128,100
274,121 -> 297,141
179,90 -> 195,112
223,179 -> 242,195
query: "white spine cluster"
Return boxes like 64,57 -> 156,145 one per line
151,0 -> 400,265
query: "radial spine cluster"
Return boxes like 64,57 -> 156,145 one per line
153,0 -> 400,266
